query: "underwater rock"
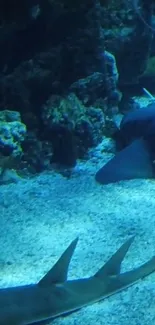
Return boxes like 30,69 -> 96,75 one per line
0,0 -> 154,175
21,132 -> 53,173
42,93 -> 105,166
70,50 -> 120,107
70,72 -> 106,105
0,110 -> 26,156
0,168 -> 22,185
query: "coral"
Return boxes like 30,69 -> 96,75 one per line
70,72 -> 106,104
42,93 -> 105,166
0,110 -> 26,156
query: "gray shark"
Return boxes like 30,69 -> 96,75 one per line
95,104 -> 155,184
0,236 -> 155,325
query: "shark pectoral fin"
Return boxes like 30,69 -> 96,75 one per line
38,237 -> 78,287
95,138 -> 154,184
94,236 -> 135,278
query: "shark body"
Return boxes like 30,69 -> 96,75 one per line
95,104 -> 155,184
0,236 -> 155,325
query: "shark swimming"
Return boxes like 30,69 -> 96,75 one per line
95,103 -> 155,184
0,235 -> 155,324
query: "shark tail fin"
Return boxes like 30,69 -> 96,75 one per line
94,236 -> 134,279
116,255 -> 155,288
38,237 -> 78,287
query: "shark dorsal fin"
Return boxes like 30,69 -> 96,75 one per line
38,237 -> 78,287
94,236 -> 135,279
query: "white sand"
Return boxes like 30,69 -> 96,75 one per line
0,159 -> 155,325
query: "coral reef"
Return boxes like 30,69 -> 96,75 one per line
0,0 -> 154,172
0,110 -> 26,156
42,93 -> 105,166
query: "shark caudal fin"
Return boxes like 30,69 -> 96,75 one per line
94,236 -> 134,279
38,237 -> 78,287
114,255 -> 155,290
93,237 -> 155,297
95,138 -> 154,185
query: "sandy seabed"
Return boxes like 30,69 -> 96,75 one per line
0,158 -> 155,325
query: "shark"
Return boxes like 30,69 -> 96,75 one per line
0,235 -> 155,325
95,103 -> 155,184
